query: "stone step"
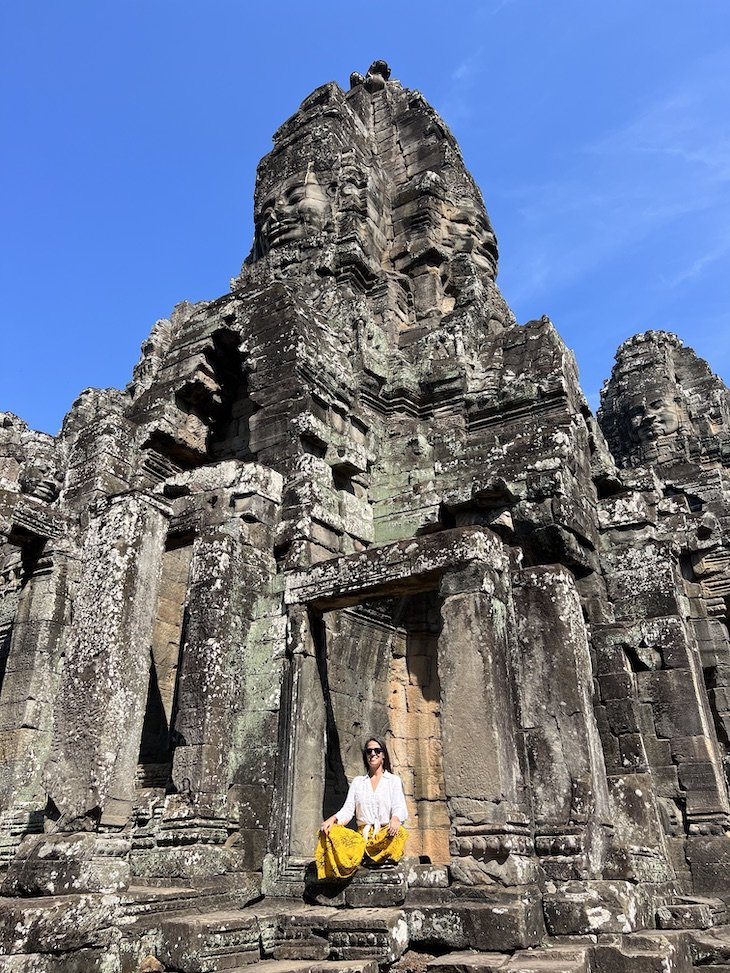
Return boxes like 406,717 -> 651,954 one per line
405,895 -> 544,953
687,923 -> 730,965
592,931 -> 693,973
122,883 -> 219,917
657,894 -> 727,930
121,871 -> 261,918
0,947 -> 110,972
500,947 -> 591,972
158,910 -> 262,971
427,945 -> 591,973
154,904 -> 409,972
427,951 -> 513,972
211,963 -> 378,973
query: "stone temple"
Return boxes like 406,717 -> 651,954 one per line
2,60 -> 730,972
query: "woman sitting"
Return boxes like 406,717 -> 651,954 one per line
315,736 -> 408,880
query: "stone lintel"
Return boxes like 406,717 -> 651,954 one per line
160,459 -> 283,503
284,526 -> 505,609
0,488 -> 69,542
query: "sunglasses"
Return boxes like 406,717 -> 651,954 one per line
365,748 -> 383,756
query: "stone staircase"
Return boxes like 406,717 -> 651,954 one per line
118,895 -> 730,973
5,874 -> 730,972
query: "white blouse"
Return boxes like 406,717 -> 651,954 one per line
334,771 -> 409,828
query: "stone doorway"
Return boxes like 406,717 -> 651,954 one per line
290,590 -> 450,868
271,527 -> 516,895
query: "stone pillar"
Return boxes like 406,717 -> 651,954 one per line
228,587 -> 287,869
125,463 -> 284,881
512,565 -> 611,880
168,524 -> 243,819
604,540 -> 729,828
43,493 -> 168,828
602,538 -> 730,894
438,560 -> 536,888
591,622 -> 680,886
0,547 -> 23,697
262,604 -> 325,896
0,540 -> 77,844
284,607 -> 326,861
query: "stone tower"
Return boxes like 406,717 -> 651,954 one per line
2,62 -> 730,971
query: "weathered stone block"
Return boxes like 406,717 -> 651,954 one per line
599,673 -> 635,701
158,910 -> 261,972
403,861 -> 450,889
637,670 -> 705,738
407,896 -> 544,952
592,931 -> 692,973
129,845 -> 254,881
656,895 -> 725,930
2,833 -> 130,896
327,907 -> 409,964
543,881 -> 653,935
0,949 -> 113,973
605,699 -> 641,734
0,893 -> 120,954
643,617 -> 693,669
427,951 -> 511,972
504,948 -> 592,972
687,837 -> 730,897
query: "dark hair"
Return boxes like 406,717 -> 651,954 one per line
362,735 -> 392,773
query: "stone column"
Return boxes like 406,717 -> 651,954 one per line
512,566 -> 611,880
262,604 -> 326,896
438,560 -> 536,888
167,522 -> 281,826
0,540 -> 77,838
44,493 -> 168,828
591,622 -> 680,884
168,524 -> 243,820
602,539 -> 730,895
284,607 -> 326,861
122,463 -> 284,881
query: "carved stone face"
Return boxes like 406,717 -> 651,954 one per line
627,386 -> 681,443
19,461 -> 61,501
447,199 -> 498,266
256,171 -> 331,253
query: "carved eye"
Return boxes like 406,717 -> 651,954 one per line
259,199 -> 275,220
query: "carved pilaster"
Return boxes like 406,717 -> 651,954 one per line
0,541 -> 77,825
512,565 -> 611,881
43,492 -> 169,830
438,560 -> 537,888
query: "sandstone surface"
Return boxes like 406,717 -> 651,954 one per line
2,60 -> 730,972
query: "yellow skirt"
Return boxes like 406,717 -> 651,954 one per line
314,823 -> 408,880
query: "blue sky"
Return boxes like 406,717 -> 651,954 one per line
2,1 -> 729,434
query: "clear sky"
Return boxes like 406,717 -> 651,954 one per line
3,1 -> 729,435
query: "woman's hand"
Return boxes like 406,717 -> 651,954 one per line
387,815 -> 401,837
320,815 -> 337,835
